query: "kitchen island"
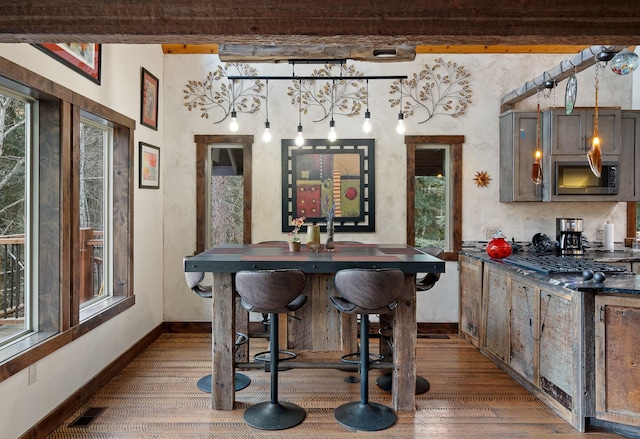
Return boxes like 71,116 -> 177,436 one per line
459,250 -> 640,437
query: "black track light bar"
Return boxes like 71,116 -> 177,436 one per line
227,75 -> 407,81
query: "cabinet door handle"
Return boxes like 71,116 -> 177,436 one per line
599,305 -> 604,322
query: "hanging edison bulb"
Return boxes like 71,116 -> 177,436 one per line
587,63 -> 603,178
531,92 -> 543,185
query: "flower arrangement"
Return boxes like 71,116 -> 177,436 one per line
288,216 -> 305,242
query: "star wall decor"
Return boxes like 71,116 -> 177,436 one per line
474,171 -> 491,187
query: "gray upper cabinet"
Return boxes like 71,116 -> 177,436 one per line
543,108 -> 621,155
499,110 -> 543,202
500,108 -> 639,202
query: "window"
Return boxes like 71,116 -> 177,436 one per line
194,135 -> 252,253
406,135 -> 463,260
78,117 -> 113,310
207,144 -> 245,247
0,58 -> 135,381
0,86 -> 33,346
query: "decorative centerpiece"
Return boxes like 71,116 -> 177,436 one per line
288,216 -> 305,252
325,207 -> 335,251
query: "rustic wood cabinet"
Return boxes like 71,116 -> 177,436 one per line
458,254 -> 483,347
509,278 -> 536,383
542,108 -> 621,155
469,260 -> 589,431
595,294 -> 640,428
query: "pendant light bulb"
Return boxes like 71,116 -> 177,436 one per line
295,123 -> 304,147
229,110 -> 238,132
363,110 -> 372,134
328,119 -> 337,142
262,120 -> 272,143
396,112 -> 406,134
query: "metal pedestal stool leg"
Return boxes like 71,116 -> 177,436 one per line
334,314 -> 396,431
330,268 -> 403,432
375,326 -> 429,394
197,332 -> 251,393
235,269 -> 308,431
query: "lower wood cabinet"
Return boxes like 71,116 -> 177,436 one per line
474,261 -> 587,431
461,255 -> 640,435
595,294 -> 640,428
458,254 -> 483,347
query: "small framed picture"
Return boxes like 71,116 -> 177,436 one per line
139,142 -> 160,189
35,43 -> 101,84
140,68 -> 159,130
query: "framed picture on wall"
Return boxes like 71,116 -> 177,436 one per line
139,142 -> 160,189
140,67 -> 159,130
281,138 -> 375,233
34,43 -> 101,84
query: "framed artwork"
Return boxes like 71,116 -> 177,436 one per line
139,142 -> 160,189
34,43 -> 101,84
140,68 -> 159,130
282,139 -> 375,233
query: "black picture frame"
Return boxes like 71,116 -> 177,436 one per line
140,68 -> 159,130
139,142 -> 160,189
282,138 -> 375,233
34,43 -> 101,84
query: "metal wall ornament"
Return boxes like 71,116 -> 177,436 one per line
389,58 -> 472,124
183,63 -> 264,124
286,63 -> 367,122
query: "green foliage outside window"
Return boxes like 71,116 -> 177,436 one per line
415,175 -> 446,249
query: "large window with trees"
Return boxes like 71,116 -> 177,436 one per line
0,58 -> 134,381
0,87 -> 32,346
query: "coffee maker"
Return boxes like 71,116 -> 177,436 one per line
556,218 -> 584,256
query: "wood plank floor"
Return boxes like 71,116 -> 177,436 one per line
48,333 -> 625,438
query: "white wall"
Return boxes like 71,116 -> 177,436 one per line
0,44 -> 165,439
162,53 -> 633,325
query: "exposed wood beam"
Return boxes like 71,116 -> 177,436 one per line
1,1 -> 640,46
162,44 -> 593,56
500,45 -> 628,112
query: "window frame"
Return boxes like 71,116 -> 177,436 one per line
0,56 -> 135,381
406,135 -> 463,261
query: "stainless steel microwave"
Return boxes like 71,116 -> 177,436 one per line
554,160 -> 618,195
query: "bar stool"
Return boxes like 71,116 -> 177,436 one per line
376,247 -> 444,394
183,258 -> 251,392
235,269 -> 308,430
330,268 -> 404,431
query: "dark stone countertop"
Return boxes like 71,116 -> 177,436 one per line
461,249 -> 640,296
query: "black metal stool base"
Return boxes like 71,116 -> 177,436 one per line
254,350 -> 297,362
375,373 -> 430,394
243,401 -> 306,430
196,373 -> 251,393
334,401 -> 397,431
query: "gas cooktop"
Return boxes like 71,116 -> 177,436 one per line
503,254 -> 627,275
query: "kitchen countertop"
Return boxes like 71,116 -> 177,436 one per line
461,249 -> 640,296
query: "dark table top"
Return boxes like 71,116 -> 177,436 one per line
185,243 -> 446,274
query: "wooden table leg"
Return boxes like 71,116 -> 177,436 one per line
392,273 -> 417,412
212,272 -> 235,410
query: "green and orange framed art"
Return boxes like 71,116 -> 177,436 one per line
35,43 -> 101,84
282,139 -> 375,233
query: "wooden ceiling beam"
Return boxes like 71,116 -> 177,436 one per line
162,44 -> 594,55
0,1 -> 639,46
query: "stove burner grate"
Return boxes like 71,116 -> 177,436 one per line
503,254 -> 627,275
